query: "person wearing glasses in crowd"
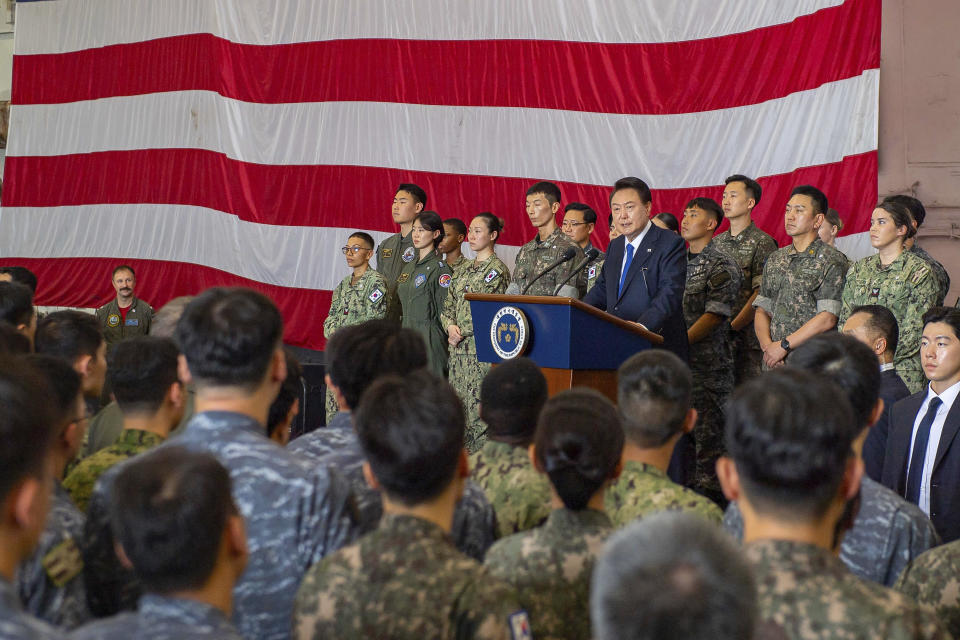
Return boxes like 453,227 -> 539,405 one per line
563,202 -> 606,294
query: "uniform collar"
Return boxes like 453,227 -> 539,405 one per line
116,428 -> 166,447
744,538 -> 845,575
545,507 -> 612,531
380,514 -> 454,544
139,593 -> 233,629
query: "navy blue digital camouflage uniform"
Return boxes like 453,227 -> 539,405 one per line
69,594 -> 243,640
0,576 -> 60,640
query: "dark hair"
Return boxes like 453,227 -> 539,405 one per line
35,310 -> 104,363
414,211 -> 445,250
725,369 -> 856,519
111,265 -> 136,280
267,349 -> 302,437
883,194 -> 925,227
327,320 -> 427,410
0,359 -> 58,501
0,323 -> 30,355
786,333 -> 881,432
526,181 -> 562,205
175,288 -> 283,390
473,212 -> 504,242
823,209 -> 844,231
653,212 -> 679,233
0,281 -> 35,328
611,177 -> 652,205
479,358 -> 548,446
684,198 -> 723,226
923,307 -> 960,341
617,351 -> 692,448
354,370 -> 465,505
24,354 -> 82,430
396,183 -> 427,208
110,447 -> 235,594
849,305 -> 900,355
107,337 -> 180,415
534,388 -> 624,510
873,200 -> 916,240
443,218 -> 468,238
565,202 -> 598,225
789,185 -> 828,215
348,232 -> 375,250
608,213 -> 615,228
724,174 -> 762,205
0,266 -> 38,294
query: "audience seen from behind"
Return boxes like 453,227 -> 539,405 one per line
0,281 -> 37,349
34,310 -> 107,418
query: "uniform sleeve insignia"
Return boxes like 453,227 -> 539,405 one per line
42,537 -> 83,587
508,611 -> 533,640
415,273 -> 427,288
588,265 -> 597,279
382,248 -> 393,258
484,269 -> 499,283
438,274 -> 452,288
708,271 -> 731,288
369,288 -> 384,303
911,267 -> 930,285
402,246 -> 416,263
107,314 -> 120,327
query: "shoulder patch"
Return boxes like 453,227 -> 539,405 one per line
106,314 -> 120,327
414,273 -> 427,288
402,246 -> 416,263
438,273 -> 452,288
911,265 -> 930,285
708,270 -> 732,288
369,287 -> 384,304
508,611 -> 533,640
43,537 -> 83,587
484,269 -> 499,283
588,265 -> 598,279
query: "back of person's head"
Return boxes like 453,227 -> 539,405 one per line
883,194 -> 926,227
0,281 -> 35,328
526,181 -> 562,205
396,183 -> 427,208
618,351 -> 692,448
175,288 -> 282,390
110,447 -> 239,594
786,333 -> 881,432
923,306 -> 960,339
0,322 -> 30,355
724,174 -> 763,205
591,511 -> 757,640
652,212 -> 679,233
354,369 -> 464,506
823,208 -> 844,231
24,354 -> 82,429
611,177 -> 652,204
0,266 -> 38,294
107,337 -> 180,415
849,304 -> 899,355
34,310 -> 103,364
534,388 -> 624,510
151,296 -> 194,340
724,369 -> 856,520
565,202 -> 598,224
789,185 -> 828,215
326,320 -> 427,410
267,349 -> 302,439
684,197 -> 723,226
0,359 -> 57,504
479,357 -> 548,446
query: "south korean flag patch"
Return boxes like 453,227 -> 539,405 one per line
508,611 -> 532,640
588,265 -> 598,279
369,287 -> 384,304
484,269 -> 499,283
401,246 -> 416,263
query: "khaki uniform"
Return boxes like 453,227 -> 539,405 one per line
605,461 -> 723,527
895,539 -> 960,638
64,429 -> 165,512
397,251 -> 453,377
95,297 -> 153,345
375,231 -> 416,322
511,228 -> 585,298
469,440 -> 552,538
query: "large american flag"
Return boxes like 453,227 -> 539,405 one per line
1,0 -> 879,350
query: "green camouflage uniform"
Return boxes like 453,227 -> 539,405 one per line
910,244 -> 951,306
469,440 -> 552,538
397,251 -> 453,377
293,514 -> 530,640
375,231 -> 416,323
64,429 -> 165,512
485,508 -> 611,640
575,242 -> 606,295
746,539 -> 950,640
839,252 -> 938,394
447,254 -> 470,280
683,242 -> 742,499
711,222 -> 779,383
80,391 -> 193,459
511,228 -> 586,298
322,269 -> 389,421
95,297 -> 153,346
442,254 -> 511,451
895,539 -> 960,638
604,460 -> 723,527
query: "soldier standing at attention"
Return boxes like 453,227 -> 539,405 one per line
712,174 -> 778,384
753,185 -> 848,369
322,232 -> 388,423
440,218 -> 469,279
397,211 -> 453,377
96,265 -> 153,346
884,195 -> 951,306
443,213 -> 511,450
679,197 -> 741,505
562,202 -> 606,294
507,181 -> 585,298
839,201 -> 939,394
376,184 -> 427,322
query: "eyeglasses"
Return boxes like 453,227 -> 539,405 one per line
341,246 -> 371,255
561,221 -> 587,229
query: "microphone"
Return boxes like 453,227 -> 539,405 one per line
521,247 -> 577,295
553,248 -> 601,296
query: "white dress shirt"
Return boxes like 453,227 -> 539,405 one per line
907,379 -> 960,514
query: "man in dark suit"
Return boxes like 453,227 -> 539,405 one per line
583,177 -> 687,362
882,307 -> 960,543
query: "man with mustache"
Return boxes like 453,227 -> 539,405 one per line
96,265 -> 153,346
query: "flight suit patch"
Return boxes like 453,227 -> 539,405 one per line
870,287 -> 880,297
415,274 -> 426,288
397,273 -> 410,284
438,274 -> 452,288
382,248 -> 393,258
402,247 -> 416,263
42,537 -> 83,587
107,314 -> 120,327
708,271 -> 731,288
125,318 -> 139,326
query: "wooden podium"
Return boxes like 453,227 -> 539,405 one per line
465,294 -> 663,402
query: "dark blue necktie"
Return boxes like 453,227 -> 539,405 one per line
619,243 -> 635,297
906,397 -> 943,504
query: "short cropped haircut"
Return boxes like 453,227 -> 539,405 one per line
526,181 -> 562,205
326,320 -> 427,410
348,232 -> 375,250
0,359 -> 58,501
823,208 -> 844,231
443,218 -> 467,238
0,281 -> 35,327
112,265 -> 135,280
0,323 -> 30,355
653,212 -> 679,233
849,304 -> 899,356
479,357 -> 548,446
107,337 -> 180,415
175,288 -> 283,390
564,202 -> 598,224
883,194 -> 926,227
684,197 -> 723,226
874,200 -> 916,239
396,183 -> 427,208
151,296 -> 194,340
354,370 -> 465,505
617,351 -> 692,448
725,368 -> 856,520
923,306 -> 960,340
24,354 -> 82,429
35,310 -> 104,363
592,511 -> 756,640
414,211 -> 445,249
789,185 -> 828,215
611,177 -> 652,205
0,266 -> 38,294
724,174 -> 763,205
110,447 -> 236,594
267,349 -> 302,437
534,388 -> 624,511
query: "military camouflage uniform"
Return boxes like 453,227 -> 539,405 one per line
69,594 -> 244,640
895,539 -> 960,638
485,508 -> 612,640
397,250 -> 453,377
293,514 -> 530,640
96,297 -> 153,346
447,254 -> 470,279
83,411 -> 357,640
18,482 -> 91,630
469,440 -> 552,538
683,242 -> 742,498
289,412 -> 498,561
510,228 -> 586,298
839,252 -> 939,394
81,391 -> 194,459
711,222 -> 779,383
376,231 -> 416,323
604,460 -> 723,527
745,538 -> 949,640
442,254 -> 511,451
65,429 -> 165,512
0,577 -> 59,640
575,242 -> 606,295
724,476 -> 940,587
322,268 -> 389,422
910,244 -> 951,306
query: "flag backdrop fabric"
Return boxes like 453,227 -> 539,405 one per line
1,0 -> 880,350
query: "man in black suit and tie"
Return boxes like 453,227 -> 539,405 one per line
882,306 -> 960,542
583,177 -> 687,362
